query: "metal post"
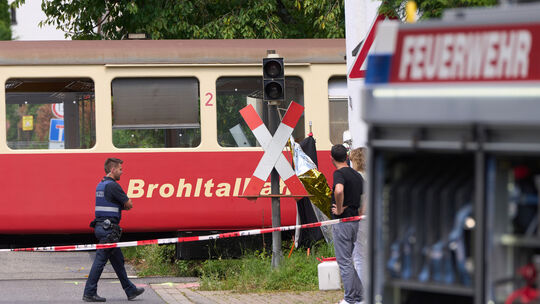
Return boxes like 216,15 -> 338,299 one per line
268,102 -> 282,268
474,126 -> 486,304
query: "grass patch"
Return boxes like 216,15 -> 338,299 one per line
123,244 -> 200,277
123,240 -> 335,292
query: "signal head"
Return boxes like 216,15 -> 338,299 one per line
263,58 -> 284,79
262,57 -> 285,102
264,79 -> 284,101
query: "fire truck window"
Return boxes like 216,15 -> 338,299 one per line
111,77 -> 201,148
328,76 -> 348,145
5,78 -> 96,150
216,76 -> 304,147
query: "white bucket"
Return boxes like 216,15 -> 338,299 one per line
318,260 -> 341,290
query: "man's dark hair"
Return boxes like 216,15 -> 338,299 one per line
104,158 -> 123,173
331,144 -> 348,163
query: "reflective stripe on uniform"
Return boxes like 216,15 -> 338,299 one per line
95,206 -> 119,213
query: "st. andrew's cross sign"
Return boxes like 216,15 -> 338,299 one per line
239,101 -> 308,197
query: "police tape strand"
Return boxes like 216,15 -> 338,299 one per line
0,215 -> 364,252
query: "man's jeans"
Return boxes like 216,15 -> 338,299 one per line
334,220 -> 363,303
83,224 -> 137,297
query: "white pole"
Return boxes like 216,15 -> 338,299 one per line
345,0 -> 381,149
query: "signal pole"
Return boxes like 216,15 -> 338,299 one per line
263,50 -> 285,268
269,103 -> 282,268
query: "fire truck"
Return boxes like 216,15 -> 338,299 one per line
357,3 -> 540,304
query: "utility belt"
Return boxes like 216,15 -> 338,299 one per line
90,218 -> 122,243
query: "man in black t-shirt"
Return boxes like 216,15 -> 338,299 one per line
331,144 -> 364,304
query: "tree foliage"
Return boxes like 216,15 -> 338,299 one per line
13,0 -> 345,40
0,0 -> 11,40
379,0 -> 497,20
12,0 -> 500,41
5,103 -> 50,149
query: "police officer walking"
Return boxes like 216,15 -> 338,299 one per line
83,158 -> 145,302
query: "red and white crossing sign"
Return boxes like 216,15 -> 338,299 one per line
240,101 -> 308,197
348,14 -> 385,79
51,103 -> 64,118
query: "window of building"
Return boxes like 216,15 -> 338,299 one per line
111,77 -> 200,148
216,76 -> 304,147
329,76 -> 348,145
5,78 -> 95,149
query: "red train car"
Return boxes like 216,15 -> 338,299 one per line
0,39 -> 348,245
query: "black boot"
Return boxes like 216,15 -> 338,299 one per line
82,294 -> 106,302
127,287 -> 145,300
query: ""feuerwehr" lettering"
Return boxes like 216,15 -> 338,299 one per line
398,30 -> 532,81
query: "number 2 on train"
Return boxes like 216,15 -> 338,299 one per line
205,92 -> 213,106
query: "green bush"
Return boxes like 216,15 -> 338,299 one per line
199,240 -> 335,292
123,240 -> 336,292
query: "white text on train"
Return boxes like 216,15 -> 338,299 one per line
127,178 -> 291,198
398,30 -> 532,81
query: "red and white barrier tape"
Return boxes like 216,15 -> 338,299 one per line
0,215 -> 364,252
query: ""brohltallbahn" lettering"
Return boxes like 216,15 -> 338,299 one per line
127,178 -> 291,198
398,30 -> 532,81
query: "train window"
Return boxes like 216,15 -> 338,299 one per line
328,76 -> 348,145
5,78 -> 96,149
216,76 -> 304,147
111,77 -> 200,148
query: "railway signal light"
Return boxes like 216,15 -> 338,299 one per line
263,57 -> 285,103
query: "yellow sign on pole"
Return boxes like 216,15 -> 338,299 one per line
22,115 -> 33,131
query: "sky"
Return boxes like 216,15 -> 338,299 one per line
9,0 -> 68,40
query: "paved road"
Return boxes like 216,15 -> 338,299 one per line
0,251 -> 343,304
0,251 -> 195,303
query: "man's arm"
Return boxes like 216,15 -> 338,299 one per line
123,199 -> 133,210
334,184 -> 347,215
110,183 -> 133,211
